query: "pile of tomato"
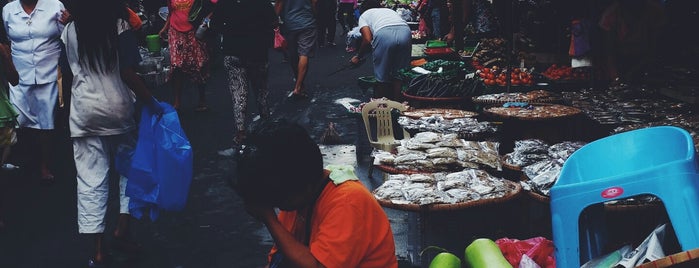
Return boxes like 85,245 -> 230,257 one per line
478,66 -> 534,86
542,64 -> 589,80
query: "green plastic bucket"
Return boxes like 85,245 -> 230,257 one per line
146,34 -> 161,53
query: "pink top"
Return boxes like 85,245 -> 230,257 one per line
169,0 -> 194,32
339,0 -> 357,8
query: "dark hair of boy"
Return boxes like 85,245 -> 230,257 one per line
234,118 -> 324,209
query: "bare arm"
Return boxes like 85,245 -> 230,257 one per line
275,0 -> 284,17
0,43 -> 18,86
350,26 -> 372,64
120,67 -> 153,102
159,6 -> 172,39
248,205 -> 326,268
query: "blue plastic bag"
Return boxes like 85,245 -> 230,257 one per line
126,101 -> 193,220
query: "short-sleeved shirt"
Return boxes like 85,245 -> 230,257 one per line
269,180 -> 398,268
61,20 -> 139,138
357,8 -> 406,35
280,0 -> 315,32
2,0 -> 64,85
168,0 -> 194,32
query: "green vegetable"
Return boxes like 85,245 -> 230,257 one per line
464,238 -> 512,268
429,252 -> 462,268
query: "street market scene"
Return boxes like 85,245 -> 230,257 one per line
0,0 -> 698,267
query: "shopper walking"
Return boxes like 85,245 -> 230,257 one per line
210,0 -> 276,156
159,0 -> 211,111
350,0 -> 411,101
338,0 -> 357,33
2,0 -> 69,183
316,0 -> 337,47
0,40 -> 19,231
61,0 -> 160,265
0,35 -> 19,172
276,0 -> 317,99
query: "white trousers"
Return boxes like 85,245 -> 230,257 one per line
73,133 -> 135,234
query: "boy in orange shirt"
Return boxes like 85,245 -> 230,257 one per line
234,119 -> 398,268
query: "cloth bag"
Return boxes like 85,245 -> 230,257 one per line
273,27 -> 287,51
126,101 -> 193,220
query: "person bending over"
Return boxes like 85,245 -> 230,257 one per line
350,0 -> 411,101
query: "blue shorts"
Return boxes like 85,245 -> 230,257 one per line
285,27 -> 317,57
371,25 -> 411,82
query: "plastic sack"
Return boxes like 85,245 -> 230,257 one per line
126,101 -> 193,220
496,237 -> 556,268
273,28 -> 287,51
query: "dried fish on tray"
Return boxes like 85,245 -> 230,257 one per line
402,108 -> 478,119
562,88 -> 691,126
484,104 -> 582,120
472,90 -> 560,105
373,169 -> 520,208
398,115 -> 498,137
373,132 -> 502,173
504,140 -> 587,195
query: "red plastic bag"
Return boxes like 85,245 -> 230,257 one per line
273,28 -> 287,51
496,237 -> 556,268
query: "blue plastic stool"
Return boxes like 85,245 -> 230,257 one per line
550,126 -> 699,267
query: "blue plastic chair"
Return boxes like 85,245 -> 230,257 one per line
550,126 -> 699,267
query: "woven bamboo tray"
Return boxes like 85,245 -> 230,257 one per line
501,155 -> 523,171
375,180 -> 522,212
521,174 -> 665,211
374,164 -> 435,175
636,248 -> 699,268
483,104 -> 582,121
402,108 -> 478,119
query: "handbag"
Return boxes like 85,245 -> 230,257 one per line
273,27 -> 287,51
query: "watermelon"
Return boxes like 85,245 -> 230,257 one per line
429,252 -> 462,268
464,238 -> 513,268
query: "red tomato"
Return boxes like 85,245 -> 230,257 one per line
487,73 -> 495,80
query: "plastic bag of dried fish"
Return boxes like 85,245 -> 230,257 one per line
373,179 -> 406,200
394,152 -> 427,164
407,174 -> 435,183
513,139 -> 549,154
404,139 -> 439,150
505,151 -> 550,166
445,188 -> 480,202
529,166 -> 561,195
548,141 -> 587,161
413,132 -> 442,143
426,147 -> 458,159
523,159 -> 562,182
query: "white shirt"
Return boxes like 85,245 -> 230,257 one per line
357,8 -> 406,34
61,21 -> 137,138
2,0 -> 65,85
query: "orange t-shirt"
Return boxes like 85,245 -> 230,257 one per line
269,180 -> 398,268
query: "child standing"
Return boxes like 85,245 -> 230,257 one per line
0,41 -> 20,229
0,42 -> 19,170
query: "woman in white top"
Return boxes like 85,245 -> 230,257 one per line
62,0 -> 159,265
2,0 -> 69,182
350,0 -> 410,101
